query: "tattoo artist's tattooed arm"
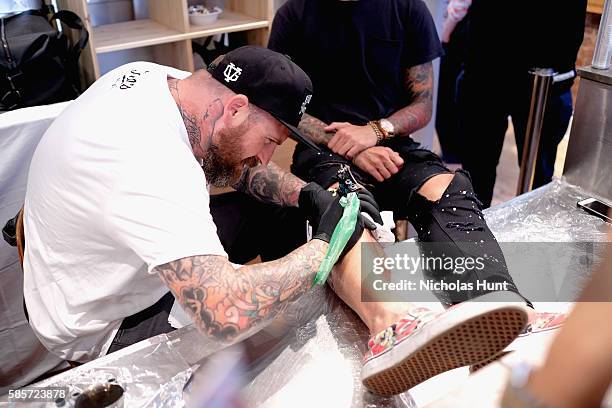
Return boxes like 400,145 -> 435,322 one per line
297,113 -> 333,146
155,239 -> 328,343
233,162 -> 306,207
387,62 -> 434,137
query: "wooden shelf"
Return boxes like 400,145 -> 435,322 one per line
94,12 -> 268,54
57,0 -> 272,85
187,11 -> 268,39
94,19 -> 185,53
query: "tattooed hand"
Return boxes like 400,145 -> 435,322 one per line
155,239 -> 328,344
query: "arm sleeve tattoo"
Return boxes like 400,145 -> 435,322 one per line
155,239 -> 328,344
297,113 -> 333,146
233,162 -> 306,207
387,61 -> 434,137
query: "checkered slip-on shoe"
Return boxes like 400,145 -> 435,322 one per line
361,301 -> 529,396
520,311 -> 566,336
469,310 -> 568,373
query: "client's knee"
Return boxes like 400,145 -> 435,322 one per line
406,170 -> 483,234
417,173 -> 454,202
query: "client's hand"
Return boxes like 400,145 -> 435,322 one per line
353,147 -> 404,182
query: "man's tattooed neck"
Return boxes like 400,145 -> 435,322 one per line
168,78 -> 201,150
168,78 -> 224,153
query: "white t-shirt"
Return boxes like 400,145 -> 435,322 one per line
23,62 -> 227,362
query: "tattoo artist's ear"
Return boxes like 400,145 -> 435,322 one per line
225,94 -> 250,126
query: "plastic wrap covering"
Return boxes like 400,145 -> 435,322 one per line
7,179 -> 608,407
484,178 -> 610,242
482,179 -> 611,303
9,286 -> 419,407
235,287 -> 418,408
6,332 -> 196,407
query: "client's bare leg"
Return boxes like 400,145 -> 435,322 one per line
328,230 -> 414,335
326,174 -> 455,335
324,175 -> 528,397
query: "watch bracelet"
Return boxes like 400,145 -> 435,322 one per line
368,121 -> 384,145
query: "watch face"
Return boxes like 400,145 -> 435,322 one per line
380,119 -> 394,135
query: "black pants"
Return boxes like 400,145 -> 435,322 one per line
107,193 -> 307,354
435,20 -> 469,164
292,139 -> 527,306
460,71 -> 574,208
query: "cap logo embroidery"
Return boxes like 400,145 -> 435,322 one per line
299,94 -> 312,116
223,62 -> 242,83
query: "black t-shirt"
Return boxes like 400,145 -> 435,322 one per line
268,0 -> 443,126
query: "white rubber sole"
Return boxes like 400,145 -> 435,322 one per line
361,301 -> 529,396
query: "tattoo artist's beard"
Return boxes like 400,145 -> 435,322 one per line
201,144 -> 239,187
202,128 -> 260,187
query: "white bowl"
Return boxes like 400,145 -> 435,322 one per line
189,6 -> 223,26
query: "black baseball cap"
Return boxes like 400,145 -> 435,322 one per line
207,46 -> 320,152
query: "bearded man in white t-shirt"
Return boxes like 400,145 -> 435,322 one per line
23,45 -> 381,362
22,46 -> 530,396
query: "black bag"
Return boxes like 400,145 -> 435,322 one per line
0,5 -> 88,111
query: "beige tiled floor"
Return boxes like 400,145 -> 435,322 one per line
490,119 -> 570,206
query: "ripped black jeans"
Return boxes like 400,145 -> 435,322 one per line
292,138 -> 528,306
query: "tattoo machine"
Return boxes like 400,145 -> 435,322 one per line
312,165 -> 361,286
335,164 -> 361,196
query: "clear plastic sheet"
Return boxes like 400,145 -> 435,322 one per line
182,286 -> 419,408
481,179 -> 611,303
12,179 -> 608,408
10,334 -> 195,407
484,178 -> 610,242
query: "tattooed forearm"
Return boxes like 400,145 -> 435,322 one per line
297,113 -> 334,146
155,239 -> 328,343
387,62 -> 433,137
234,161 -> 306,207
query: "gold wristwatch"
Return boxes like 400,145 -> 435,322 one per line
377,119 -> 395,139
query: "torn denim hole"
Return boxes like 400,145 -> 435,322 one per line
441,190 -> 484,207
445,222 -> 485,232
